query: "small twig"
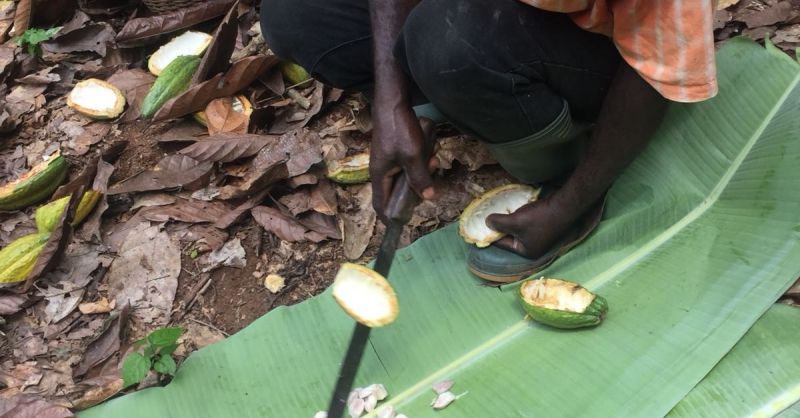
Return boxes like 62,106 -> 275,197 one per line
175,274 -> 213,321
188,317 -> 230,337
254,225 -> 263,258
286,88 -> 311,110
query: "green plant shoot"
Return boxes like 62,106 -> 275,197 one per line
16,27 -> 61,57
122,327 -> 183,388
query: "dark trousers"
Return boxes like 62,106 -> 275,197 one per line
260,0 -> 621,143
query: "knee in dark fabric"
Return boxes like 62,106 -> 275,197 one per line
399,0 -> 491,107
259,0 -> 300,62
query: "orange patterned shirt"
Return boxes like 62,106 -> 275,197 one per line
520,0 -> 718,102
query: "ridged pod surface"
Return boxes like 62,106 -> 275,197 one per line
0,156 -> 68,211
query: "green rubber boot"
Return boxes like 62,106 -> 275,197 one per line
484,101 -> 588,184
468,102 -> 601,283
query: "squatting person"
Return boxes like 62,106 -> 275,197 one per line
259,0 -> 718,282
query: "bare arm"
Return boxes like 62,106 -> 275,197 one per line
488,62 -> 669,257
369,0 -> 435,220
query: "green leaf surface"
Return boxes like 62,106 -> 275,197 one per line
81,38 -> 800,418
122,353 -> 151,389
143,344 -> 155,359
670,304 -> 800,418
159,343 -> 179,357
778,402 -> 800,418
147,327 -> 183,348
153,354 -> 177,376
17,27 -> 61,56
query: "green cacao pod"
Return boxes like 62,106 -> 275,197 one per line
35,190 -> 102,233
279,61 -> 312,86
0,156 -> 68,211
141,55 -> 201,119
0,232 -> 49,283
519,277 -> 608,329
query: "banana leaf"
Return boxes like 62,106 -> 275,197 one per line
669,303 -> 800,418
82,38 -> 800,418
778,403 -> 800,418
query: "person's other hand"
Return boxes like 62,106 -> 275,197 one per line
485,198 -> 575,259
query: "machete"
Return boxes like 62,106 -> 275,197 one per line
326,173 -> 419,418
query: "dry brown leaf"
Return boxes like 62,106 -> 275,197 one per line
216,128 -> 321,199
0,362 -> 42,390
108,155 -> 213,194
341,184 -> 376,260
178,133 -> 275,163
73,304 -> 129,377
0,392 -> 73,418
0,1 -> 15,43
213,189 -> 268,229
107,223 -> 179,325
733,1 -> 795,28
193,0 -> 239,84
43,289 -> 84,324
64,123 -> 110,156
156,120 -> 207,144
281,128 -> 323,177
15,66 -> 59,85
287,173 -> 318,188
80,158 -> 115,241
153,55 -> 279,121
42,15 -> 116,57
310,179 -> 337,216
169,223 -> 229,252
269,81 -> 325,134
78,297 -> 115,315
435,136 -> 497,171
205,97 -> 250,134
773,24 -> 800,44
217,146 -> 288,200
13,0 -> 32,35
0,293 -> 27,315
69,375 -> 124,410
278,189 -> 312,217
116,0 -> 236,45
252,206 -> 326,243
298,212 -> 341,240
131,193 -> 176,210
139,198 -> 233,223
106,69 -> 155,122
199,237 -> 246,272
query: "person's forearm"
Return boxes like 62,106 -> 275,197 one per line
550,62 -> 668,217
369,0 -> 417,109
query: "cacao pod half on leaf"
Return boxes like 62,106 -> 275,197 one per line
332,263 -> 399,328
0,155 -> 68,211
0,232 -> 49,284
35,190 -> 102,233
519,277 -> 608,329
458,184 -> 540,248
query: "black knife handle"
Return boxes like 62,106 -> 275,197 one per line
384,175 -> 419,226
